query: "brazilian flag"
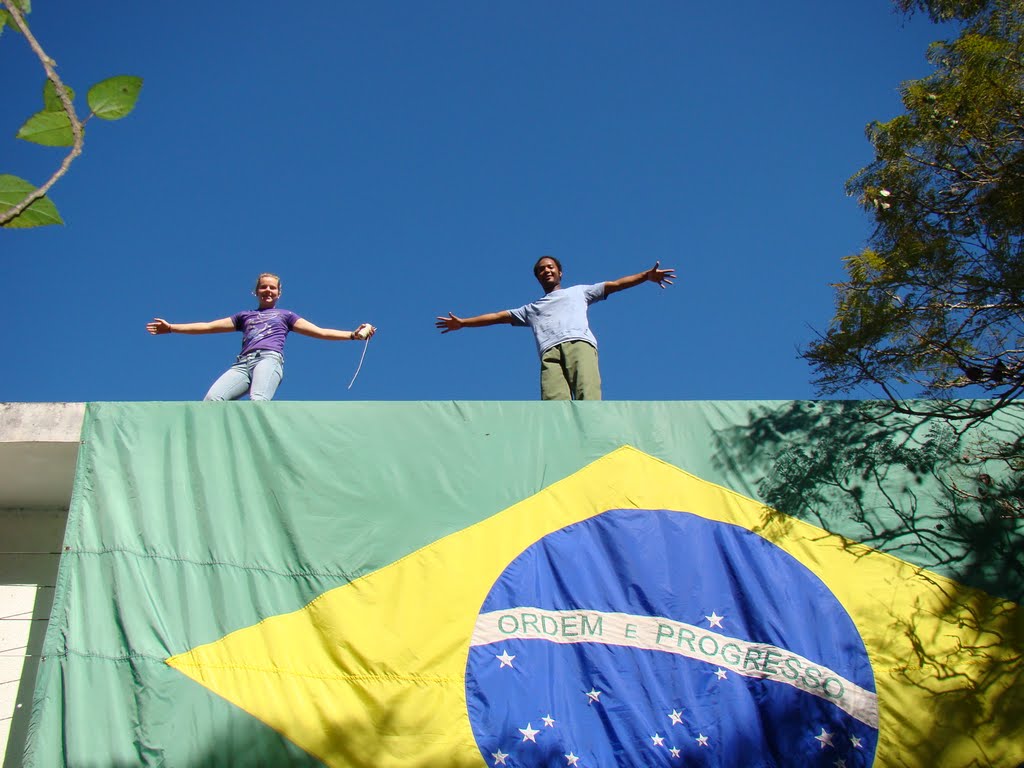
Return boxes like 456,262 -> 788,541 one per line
23,402 -> 1024,766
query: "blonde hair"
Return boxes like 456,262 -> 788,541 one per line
254,272 -> 281,290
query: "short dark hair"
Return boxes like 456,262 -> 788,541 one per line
533,255 -> 562,275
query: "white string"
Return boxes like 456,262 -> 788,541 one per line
347,337 -> 371,390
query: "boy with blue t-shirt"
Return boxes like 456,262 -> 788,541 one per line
436,256 -> 675,400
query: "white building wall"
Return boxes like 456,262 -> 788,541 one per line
0,403 -> 82,768
1,510 -> 67,768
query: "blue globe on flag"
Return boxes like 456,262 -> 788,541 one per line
466,508 -> 879,766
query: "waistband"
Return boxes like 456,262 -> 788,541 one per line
236,349 -> 284,361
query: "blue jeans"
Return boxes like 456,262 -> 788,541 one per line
204,350 -> 284,401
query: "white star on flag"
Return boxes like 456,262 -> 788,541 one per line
651,733 -> 665,747
586,688 -> 602,704
670,747 -> 681,758
715,668 -> 728,680
815,728 -> 835,749
696,733 -> 709,747
850,735 -> 863,749
492,749 -> 508,765
565,753 -> 580,766
495,650 -> 515,668
705,611 -> 724,628
668,709 -> 683,725
542,714 -> 556,728
519,723 -> 539,742
835,759 -> 847,768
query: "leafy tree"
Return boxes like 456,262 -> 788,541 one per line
806,0 -> 1024,419
0,0 -> 142,228
895,0 -> 992,22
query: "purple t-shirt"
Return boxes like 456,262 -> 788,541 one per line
231,308 -> 301,355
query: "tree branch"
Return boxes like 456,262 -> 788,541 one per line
0,0 -> 84,227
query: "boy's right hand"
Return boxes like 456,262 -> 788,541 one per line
435,312 -> 464,333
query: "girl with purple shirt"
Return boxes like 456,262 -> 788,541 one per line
147,273 -> 375,401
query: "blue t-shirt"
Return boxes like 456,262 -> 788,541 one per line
508,283 -> 606,357
231,308 -> 301,355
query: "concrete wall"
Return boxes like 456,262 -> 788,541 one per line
0,404 -> 83,768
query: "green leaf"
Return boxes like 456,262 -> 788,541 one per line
43,80 -> 76,112
16,110 -> 75,146
0,174 -> 63,229
0,0 -> 30,28
87,76 -> 143,120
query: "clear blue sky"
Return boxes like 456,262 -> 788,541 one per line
2,2 -> 954,402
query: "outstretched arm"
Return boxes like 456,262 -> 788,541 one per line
146,317 -> 235,335
435,310 -> 513,333
292,319 -> 376,341
604,261 -> 676,296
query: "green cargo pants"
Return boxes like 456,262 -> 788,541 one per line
539,340 -> 602,400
